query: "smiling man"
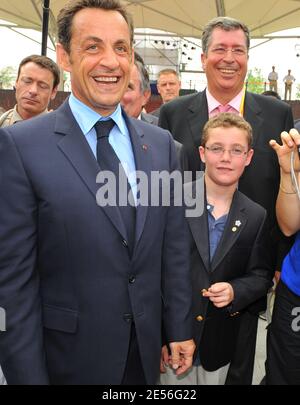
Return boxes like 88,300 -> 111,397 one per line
0,55 -> 59,127
0,0 -> 194,385
159,16 -> 294,385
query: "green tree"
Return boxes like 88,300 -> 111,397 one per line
0,66 -> 16,89
246,68 -> 266,94
296,83 -> 300,100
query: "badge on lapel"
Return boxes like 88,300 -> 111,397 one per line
232,220 -> 242,233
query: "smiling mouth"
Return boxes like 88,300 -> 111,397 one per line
219,68 -> 237,74
93,76 -> 119,83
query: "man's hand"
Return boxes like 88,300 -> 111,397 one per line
202,282 -> 234,308
160,345 -> 170,373
168,339 -> 195,376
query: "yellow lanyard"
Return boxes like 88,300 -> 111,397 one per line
239,87 -> 246,117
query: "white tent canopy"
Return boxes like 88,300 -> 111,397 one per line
1,0 -> 300,41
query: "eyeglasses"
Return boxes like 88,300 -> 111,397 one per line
210,47 -> 247,57
205,145 -> 248,157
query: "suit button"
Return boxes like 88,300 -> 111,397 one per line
129,275 -> 136,284
122,239 -> 128,247
196,315 -> 204,322
123,313 -> 133,323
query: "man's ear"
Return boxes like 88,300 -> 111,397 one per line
201,53 -> 206,71
143,89 -> 151,106
56,43 -> 72,73
50,86 -> 59,100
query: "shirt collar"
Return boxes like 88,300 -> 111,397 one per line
13,105 -> 48,124
206,88 -> 244,115
68,93 -> 127,136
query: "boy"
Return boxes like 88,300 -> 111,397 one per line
160,113 -> 273,384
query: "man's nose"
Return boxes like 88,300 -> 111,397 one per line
28,82 -> 38,94
222,50 -> 235,62
100,46 -> 120,69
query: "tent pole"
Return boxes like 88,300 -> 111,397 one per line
41,0 -> 50,55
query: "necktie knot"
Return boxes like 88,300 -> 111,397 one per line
95,119 -> 115,139
218,104 -> 231,113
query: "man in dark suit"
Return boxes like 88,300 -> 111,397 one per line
0,0 -> 194,385
160,113 -> 272,384
159,16 -> 294,384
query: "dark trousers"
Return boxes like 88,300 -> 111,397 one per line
225,311 -> 258,385
266,280 -> 300,385
121,324 -> 146,385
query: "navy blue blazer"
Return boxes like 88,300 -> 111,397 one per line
0,101 -> 192,385
185,183 -> 273,371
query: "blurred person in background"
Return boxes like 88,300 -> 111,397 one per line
0,54 -> 59,128
152,69 -> 181,117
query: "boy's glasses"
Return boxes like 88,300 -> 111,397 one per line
205,145 -> 248,157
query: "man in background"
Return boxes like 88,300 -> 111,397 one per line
121,52 -> 157,125
121,52 -> 186,169
0,53 -> 59,386
283,69 -> 296,101
152,69 -> 181,117
159,16 -> 294,385
268,66 -> 278,93
0,54 -> 59,127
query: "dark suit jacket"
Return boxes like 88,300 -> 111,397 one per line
185,182 -> 272,371
0,101 -> 192,385
159,91 -> 294,274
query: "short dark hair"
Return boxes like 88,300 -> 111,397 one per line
57,0 -> 134,54
17,55 -> 60,89
202,113 -> 253,149
202,17 -> 250,54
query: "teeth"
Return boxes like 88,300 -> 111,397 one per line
220,69 -> 236,74
94,77 -> 118,82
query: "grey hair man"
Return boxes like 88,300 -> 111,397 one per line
121,51 -> 157,124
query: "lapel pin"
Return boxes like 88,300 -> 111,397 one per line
232,226 -> 237,232
235,220 -> 242,227
142,144 -> 148,151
